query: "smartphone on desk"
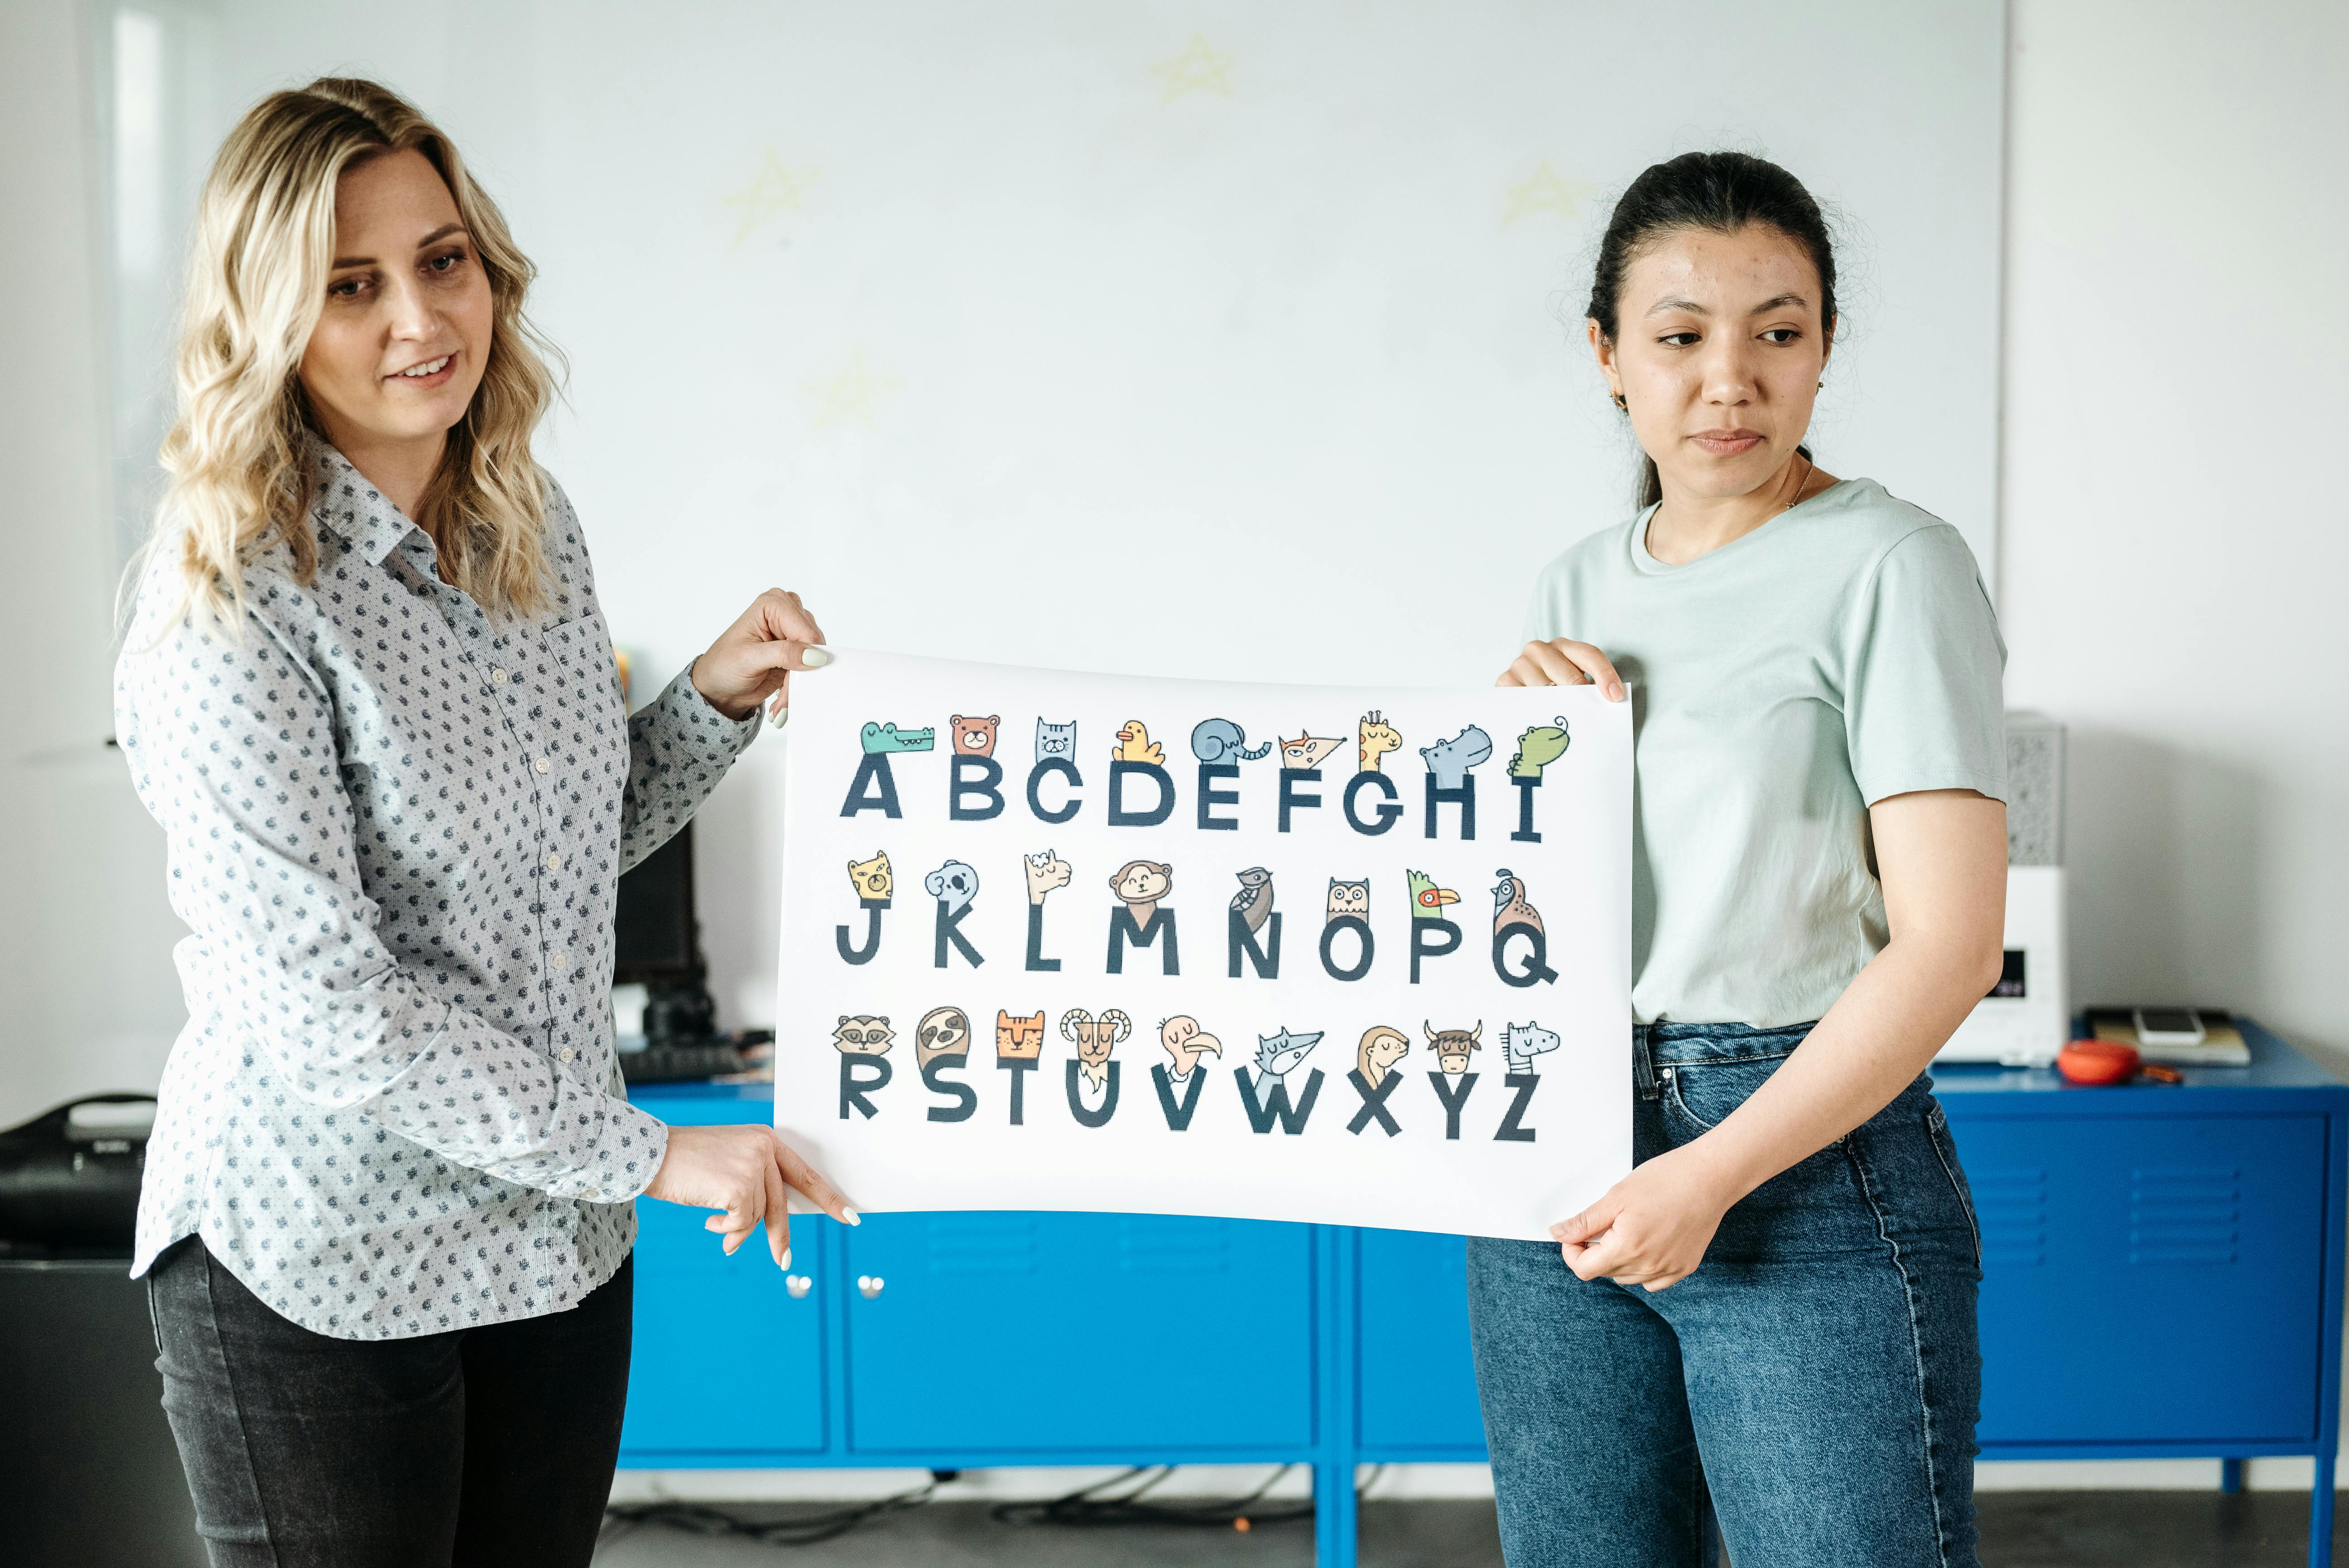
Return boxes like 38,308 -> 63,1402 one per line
2133,1007 -> 2207,1047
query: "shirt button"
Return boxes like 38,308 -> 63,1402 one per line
544,852 -> 563,871
558,1047 -> 575,1063
550,952 -> 569,971
490,666 -> 508,684
534,757 -> 551,774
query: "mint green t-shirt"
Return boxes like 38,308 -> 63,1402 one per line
1523,478 -> 2007,1028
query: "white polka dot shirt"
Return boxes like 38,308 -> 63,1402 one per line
113,443 -> 758,1339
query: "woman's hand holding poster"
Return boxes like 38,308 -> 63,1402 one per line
773,651 -> 1632,1239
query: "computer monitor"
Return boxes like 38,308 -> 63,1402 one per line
613,821 -> 701,986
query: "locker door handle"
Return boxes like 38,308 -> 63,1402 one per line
785,1274 -> 812,1299
856,1274 -> 886,1299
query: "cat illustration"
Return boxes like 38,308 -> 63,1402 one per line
1191,718 -> 1271,763
1358,711 -> 1403,773
1035,717 -> 1077,764
995,1008 -> 1046,1060
1326,877 -> 1370,922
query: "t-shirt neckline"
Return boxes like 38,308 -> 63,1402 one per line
1631,478 -> 1859,575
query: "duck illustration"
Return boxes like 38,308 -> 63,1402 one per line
1113,721 -> 1165,765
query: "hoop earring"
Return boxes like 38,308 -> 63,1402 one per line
1611,391 -> 1627,412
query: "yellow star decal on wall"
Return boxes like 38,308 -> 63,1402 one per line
806,350 -> 899,432
722,150 -> 818,247
1502,161 -> 1597,226
1152,33 -> 1234,103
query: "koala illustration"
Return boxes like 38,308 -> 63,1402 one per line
915,1005 -> 972,1066
846,851 -> 893,904
995,1008 -> 1045,1060
951,714 -> 1000,757
925,859 -> 980,917
833,1016 -> 894,1056
1326,877 -> 1370,922
1024,848 -> 1072,906
1108,860 -> 1174,924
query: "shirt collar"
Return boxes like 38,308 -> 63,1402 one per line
309,439 -> 428,568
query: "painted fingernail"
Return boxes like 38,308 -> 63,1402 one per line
778,1246 -> 792,1271
842,1207 -> 862,1226
773,706 -> 789,727
800,646 -> 833,669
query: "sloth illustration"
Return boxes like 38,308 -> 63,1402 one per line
915,1006 -> 972,1067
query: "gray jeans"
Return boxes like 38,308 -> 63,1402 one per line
1467,1021 -> 1983,1568
148,1237 -> 632,1568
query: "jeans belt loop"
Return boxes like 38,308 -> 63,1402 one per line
1632,1023 -> 1660,1101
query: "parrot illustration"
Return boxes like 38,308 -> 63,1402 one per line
1408,870 -> 1461,920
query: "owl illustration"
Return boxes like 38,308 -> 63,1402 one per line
832,1015 -> 894,1055
1326,877 -> 1370,922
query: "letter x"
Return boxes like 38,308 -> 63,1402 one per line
1346,1069 -> 1404,1136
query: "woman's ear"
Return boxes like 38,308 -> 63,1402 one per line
1586,318 -> 1622,399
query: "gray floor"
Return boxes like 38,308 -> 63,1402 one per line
594,1492 -> 2341,1566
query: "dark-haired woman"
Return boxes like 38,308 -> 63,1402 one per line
1471,152 -> 2006,1568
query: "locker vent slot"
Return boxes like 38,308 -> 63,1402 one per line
1116,1216 -> 1232,1274
2130,1167 -> 2240,1266
923,1215 -> 1039,1275
1971,1166 -> 2047,1267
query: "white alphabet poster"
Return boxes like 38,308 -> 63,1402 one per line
772,651 -> 1632,1240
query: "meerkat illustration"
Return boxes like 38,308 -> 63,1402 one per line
1356,1025 -> 1411,1090
1325,877 -> 1370,922
1108,860 -> 1173,924
1229,866 -> 1274,933
1358,711 -> 1403,773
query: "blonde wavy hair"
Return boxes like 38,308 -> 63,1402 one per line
150,77 -> 559,628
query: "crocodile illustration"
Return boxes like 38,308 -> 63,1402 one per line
861,721 -> 936,754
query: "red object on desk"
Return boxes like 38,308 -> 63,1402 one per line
2058,1038 -> 2140,1085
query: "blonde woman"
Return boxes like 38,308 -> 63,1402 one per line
114,79 -> 850,1567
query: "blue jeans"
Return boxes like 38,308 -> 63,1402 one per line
1467,1021 -> 1983,1568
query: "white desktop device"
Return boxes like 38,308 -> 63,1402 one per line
1935,713 -> 2069,1068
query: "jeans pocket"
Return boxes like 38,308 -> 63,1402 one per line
1924,1102 -> 1981,1265
1660,1059 -> 1778,1136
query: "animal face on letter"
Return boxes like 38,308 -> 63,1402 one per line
925,860 -> 979,917
1113,721 -> 1165,766
1507,718 -> 1571,779
1357,712 -> 1403,773
1109,860 -> 1173,923
1420,724 -> 1493,789
951,714 -> 1000,757
1024,848 -> 1072,906
1160,1015 -> 1223,1077
1229,866 -> 1274,933
915,1006 -> 972,1066
1407,870 -> 1460,919
1190,718 -> 1270,763
1255,1027 -> 1324,1080
1503,1021 -> 1561,1074
1279,732 -> 1345,770
1425,1019 -> 1483,1075
833,1016 -> 894,1055
1061,1008 -> 1132,1089
1357,1025 -> 1410,1089
1035,718 -> 1077,763
1326,877 -> 1369,922
846,851 -> 893,903
996,1009 -> 1045,1060
1492,869 -> 1543,935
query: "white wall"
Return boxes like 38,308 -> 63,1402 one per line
0,0 -> 187,1131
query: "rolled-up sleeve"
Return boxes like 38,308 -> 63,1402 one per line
1842,523 -> 2009,807
119,601 -> 667,1203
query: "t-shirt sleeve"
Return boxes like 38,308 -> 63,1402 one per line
1844,523 -> 2008,806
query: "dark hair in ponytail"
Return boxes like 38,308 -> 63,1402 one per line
1587,151 -> 1837,510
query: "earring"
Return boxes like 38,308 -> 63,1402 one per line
1611,391 -> 1627,412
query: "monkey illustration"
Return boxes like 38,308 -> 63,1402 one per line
1230,866 -> 1274,933
1108,860 -> 1173,924
1326,877 -> 1370,922
1358,711 -> 1403,773
950,714 -> 1000,757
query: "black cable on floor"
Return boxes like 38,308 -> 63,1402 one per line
991,1462 -> 1388,1531
599,1475 -> 937,1549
